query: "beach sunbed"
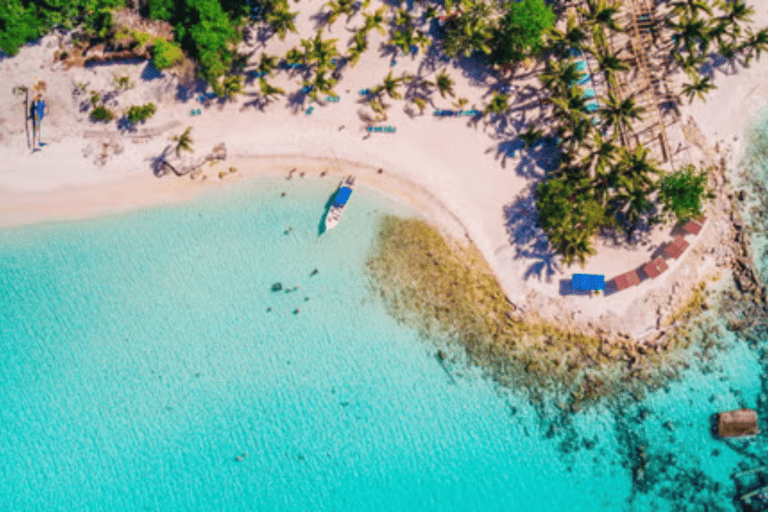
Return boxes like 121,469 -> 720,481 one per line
683,219 -> 703,235
582,88 -> 596,100
585,102 -> 600,113
574,60 -> 588,72
571,273 -> 605,292
663,235 -> 689,259
642,257 -> 668,279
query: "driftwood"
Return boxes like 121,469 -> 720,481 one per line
154,142 -> 226,176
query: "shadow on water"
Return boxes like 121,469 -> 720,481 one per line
317,190 -> 337,236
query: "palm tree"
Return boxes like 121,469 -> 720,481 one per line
579,0 -> 623,48
681,73 -> 715,103
484,91 -> 510,117
390,25 -> 430,56
284,47 -> 305,67
258,78 -> 285,103
434,69 -> 455,99
363,7 -> 387,36
374,71 -> 408,100
264,3 -> 299,41
667,13 -> 712,56
257,53 -> 279,77
541,61 -> 582,96
547,13 -> 589,57
411,95 -> 428,114
722,0 -> 754,27
171,126 -> 194,157
600,92 -> 645,141
346,30 -> 368,66
441,4 -> 493,58
595,49 -> 629,86
222,74 -> 243,101
519,127 -> 544,150
301,31 -> 340,71
742,27 -> 768,65
304,70 -> 338,101
669,0 -> 712,18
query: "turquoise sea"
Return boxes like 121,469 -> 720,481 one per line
0,172 -> 766,511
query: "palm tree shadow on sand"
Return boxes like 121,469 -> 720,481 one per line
502,192 -> 561,283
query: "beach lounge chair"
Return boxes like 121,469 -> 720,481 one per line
574,60 -> 588,72
571,274 -> 605,292
585,101 -> 600,113
683,219 -> 703,235
663,235 -> 689,259
612,270 -> 641,292
582,88 -> 596,100
642,257 -> 668,279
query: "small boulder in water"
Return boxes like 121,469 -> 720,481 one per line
271,282 -> 283,292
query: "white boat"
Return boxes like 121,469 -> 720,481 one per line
325,176 -> 355,230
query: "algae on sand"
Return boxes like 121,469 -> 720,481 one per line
366,216 -> 725,408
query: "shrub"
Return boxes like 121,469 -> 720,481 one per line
90,105 -> 115,122
657,164 -> 711,223
491,0 -> 555,64
152,38 -> 183,69
124,103 -> 157,124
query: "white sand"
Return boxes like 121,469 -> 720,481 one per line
0,1 -> 764,339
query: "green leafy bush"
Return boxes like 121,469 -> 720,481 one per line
657,164 -> 711,223
152,38 -> 183,69
90,105 -> 115,122
0,0 -> 124,55
491,0 -> 555,64
124,103 -> 157,124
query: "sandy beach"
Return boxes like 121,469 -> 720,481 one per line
1,0 -> 766,342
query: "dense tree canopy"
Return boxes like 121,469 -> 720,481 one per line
490,0 -> 555,64
0,0 -> 123,55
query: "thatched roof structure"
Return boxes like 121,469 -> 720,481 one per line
717,409 -> 758,438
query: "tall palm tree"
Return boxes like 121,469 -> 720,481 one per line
742,27 -> 768,65
547,13 -> 589,57
265,3 -> 299,41
222,74 -> 243,101
171,126 -> 194,157
257,53 -> 279,77
390,25 -> 430,56
484,91 -> 510,117
540,61 -> 582,97
434,69 -> 455,99
600,92 -> 645,140
721,0 -> 754,27
363,7 -> 387,37
301,31 -> 340,71
669,0 -> 712,18
681,73 -> 715,103
667,13 -> 712,56
595,49 -> 629,86
258,78 -> 285,103
374,71 -> 409,100
346,30 -> 369,66
304,70 -> 338,101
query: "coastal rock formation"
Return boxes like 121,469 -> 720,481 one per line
154,142 -> 226,176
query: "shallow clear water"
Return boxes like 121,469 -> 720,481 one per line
0,177 -> 765,511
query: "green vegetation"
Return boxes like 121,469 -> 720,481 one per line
151,38 -> 183,70
657,165 -> 711,223
490,0 -> 555,64
124,103 -> 157,124
366,216 -> 695,407
90,105 -> 115,122
171,126 -> 194,157
0,0 -> 123,55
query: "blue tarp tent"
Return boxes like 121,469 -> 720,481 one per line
572,274 -> 605,291
334,186 -> 352,205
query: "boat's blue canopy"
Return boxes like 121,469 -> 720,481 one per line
334,186 -> 352,205
572,274 -> 605,291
